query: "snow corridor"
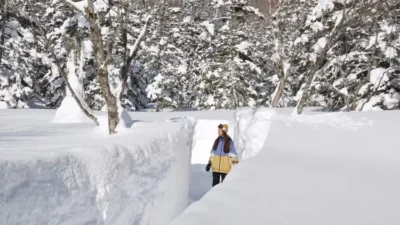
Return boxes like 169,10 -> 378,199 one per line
0,109 -> 274,225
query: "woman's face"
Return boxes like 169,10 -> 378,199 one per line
218,128 -> 223,136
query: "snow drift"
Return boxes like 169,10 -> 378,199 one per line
234,108 -> 275,159
0,110 -> 195,225
170,111 -> 400,225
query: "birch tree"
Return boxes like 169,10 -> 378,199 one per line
61,0 -> 150,133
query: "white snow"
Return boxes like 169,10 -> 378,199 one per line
383,94 -> 399,109
384,46 -> 398,58
170,7 -> 181,13
236,41 -> 252,54
64,0 -> 88,13
370,68 -> 389,89
52,96 -> 89,123
201,21 -> 215,36
235,108 -> 275,159
170,110 -> 400,225
312,0 -> 334,19
362,95 -> 384,111
2,108 -> 400,225
183,16 -> 191,23
313,37 -> 328,53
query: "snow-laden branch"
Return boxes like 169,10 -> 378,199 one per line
128,16 -> 151,58
61,0 -> 87,14
119,15 -> 151,101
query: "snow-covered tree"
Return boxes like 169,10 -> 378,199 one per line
144,0 -> 267,110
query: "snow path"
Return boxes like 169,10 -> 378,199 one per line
189,120 -> 235,201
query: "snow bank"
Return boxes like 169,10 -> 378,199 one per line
235,108 -> 276,159
0,110 -> 195,225
170,111 -> 400,225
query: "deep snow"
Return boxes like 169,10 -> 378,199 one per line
170,110 -> 400,225
2,108 -> 399,225
0,110 -> 195,225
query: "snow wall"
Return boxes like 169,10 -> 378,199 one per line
0,117 -> 195,225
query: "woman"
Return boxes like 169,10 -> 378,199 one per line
206,124 -> 239,187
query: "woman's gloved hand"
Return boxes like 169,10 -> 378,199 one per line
205,162 -> 211,172
231,158 -> 239,165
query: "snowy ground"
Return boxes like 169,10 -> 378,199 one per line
1,108 -> 399,225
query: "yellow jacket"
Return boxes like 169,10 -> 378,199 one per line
209,137 -> 239,173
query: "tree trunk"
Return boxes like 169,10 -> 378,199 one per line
271,76 -> 285,107
86,0 -> 120,134
296,63 -> 320,115
0,0 -> 6,67
99,68 -> 119,134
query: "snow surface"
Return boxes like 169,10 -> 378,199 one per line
170,110 -> 400,225
0,110 -> 195,225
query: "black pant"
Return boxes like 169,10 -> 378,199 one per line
212,172 -> 227,187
